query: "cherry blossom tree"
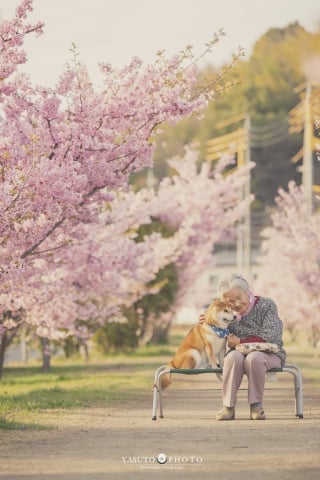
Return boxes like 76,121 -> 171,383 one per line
155,147 -> 254,305
0,1 -> 248,368
0,1 -> 230,291
18,149 -> 253,336
254,181 -> 320,346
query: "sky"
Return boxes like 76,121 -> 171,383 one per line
1,0 -> 320,87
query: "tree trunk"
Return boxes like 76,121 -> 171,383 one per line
0,327 -> 20,380
0,332 -> 8,380
41,338 -> 51,373
20,327 -> 28,363
80,339 -> 90,362
139,312 -> 172,345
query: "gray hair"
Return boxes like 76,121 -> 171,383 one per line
216,274 -> 250,297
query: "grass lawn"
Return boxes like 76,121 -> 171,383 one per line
0,342 -> 177,430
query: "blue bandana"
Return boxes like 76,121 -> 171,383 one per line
210,325 -> 229,338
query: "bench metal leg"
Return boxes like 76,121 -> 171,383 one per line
152,365 -> 168,420
282,364 -> 304,418
152,384 -> 158,421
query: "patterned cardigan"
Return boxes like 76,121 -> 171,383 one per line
228,296 -> 286,366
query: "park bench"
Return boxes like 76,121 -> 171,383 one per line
152,364 -> 304,420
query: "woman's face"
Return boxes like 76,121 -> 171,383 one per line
223,287 -> 250,315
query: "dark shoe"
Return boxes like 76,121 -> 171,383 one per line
216,406 -> 235,421
250,406 -> 266,420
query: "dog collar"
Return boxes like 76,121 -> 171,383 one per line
210,325 -> 229,338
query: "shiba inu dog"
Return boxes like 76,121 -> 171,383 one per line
160,299 -> 236,389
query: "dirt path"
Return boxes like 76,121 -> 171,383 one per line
0,371 -> 319,480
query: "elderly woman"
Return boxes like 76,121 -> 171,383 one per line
214,273 -> 286,421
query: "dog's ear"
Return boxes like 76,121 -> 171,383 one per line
213,298 -> 227,310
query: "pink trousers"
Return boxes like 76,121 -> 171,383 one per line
222,350 -> 281,407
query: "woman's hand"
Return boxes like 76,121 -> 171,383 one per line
199,312 -> 206,324
227,333 -> 240,348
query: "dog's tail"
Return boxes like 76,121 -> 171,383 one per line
159,363 -> 173,390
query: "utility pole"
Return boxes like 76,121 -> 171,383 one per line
290,81 -> 317,213
236,114 -> 251,278
302,81 -> 313,214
